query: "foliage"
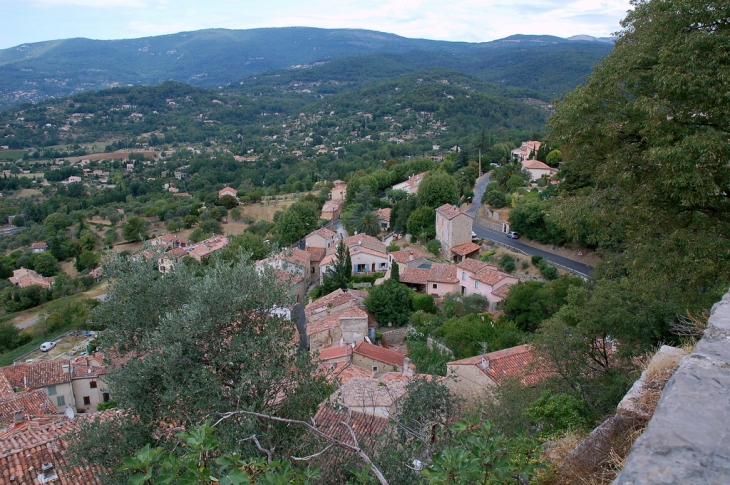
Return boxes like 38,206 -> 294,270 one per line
0,321 -> 32,353
502,275 -> 584,332
321,240 -> 352,294
508,197 -> 567,246
407,206 -> 436,241
33,251 -> 60,276
426,239 -> 441,255
344,185 -> 380,237
436,313 -> 524,359
67,254 -> 330,482
405,339 -> 451,376
277,200 -> 320,246
118,423 -> 318,485
390,260 -> 399,282
498,254 -> 515,273
422,419 -> 544,485
221,232 -> 270,262
417,171 -> 458,209
524,391 -> 592,434
412,293 -> 437,314
122,216 -> 148,242
364,279 -> 413,326
482,189 -> 506,208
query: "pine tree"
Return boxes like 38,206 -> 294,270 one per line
390,260 -> 400,282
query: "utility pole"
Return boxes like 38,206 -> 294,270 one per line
478,148 -> 482,177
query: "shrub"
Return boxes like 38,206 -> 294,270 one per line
541,266 -> 559,280
500,254 -> 516,273
531,255 -> 544,265
483,189 -> 507,208
413,293 -> 437,314
426,239 -> 441,255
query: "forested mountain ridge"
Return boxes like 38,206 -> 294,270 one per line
0,27 -> 612,110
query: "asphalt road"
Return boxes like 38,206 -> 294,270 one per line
468,171 -> 593,278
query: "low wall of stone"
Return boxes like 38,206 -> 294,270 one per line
613,290 -> 730,484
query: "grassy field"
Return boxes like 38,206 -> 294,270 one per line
0,150 -> 27,160
239,200 -> 296,222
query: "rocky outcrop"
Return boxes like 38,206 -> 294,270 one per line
613,291 -> 730,484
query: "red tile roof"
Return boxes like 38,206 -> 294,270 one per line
353,341 -> 406,367
522,158 -> 551,170
306,246 -> 327,263
471,268 -> 513,286
316,361 -> 373,384
305,289 -> 358,317
31,242 -> 48,250
0,411 -> 121,485
448,344 -> 554,386
314,403 -> 388,440
374,208 -> 391,222
307,306 -> 369,337
457,259 -> 498,273
399,267 -> 430,285
188,235 -> 229,258
492,283 -> 515,299
0,390 -> 56,427
427,263 -> 459,283
314,345 -> 353,362
436,204 -> 470,220
308,227 -> 337,241
389,249 -> 425,264
450,242 -> 481,256
343,234 -> 386,253
1,361 -> 72,390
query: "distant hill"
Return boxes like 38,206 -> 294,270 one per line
0,27 -> 612,110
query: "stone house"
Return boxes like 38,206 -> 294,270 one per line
187,235 -> 229,262
9,268 -> 54,289
258,248 -> 311,302
398,262 -> 460,297
306,247 -> 326,283
374,208 -> 391,231
388,249 -> 429,269
305,227 -> 339,251
435,204 -> 474,259
351,341 -> 406,375
522,158 -> 553,182
446,344 -> 553,400
1,361 -> 75,412
330,181 -> 347,201
305,289 -> 370,350
70,355 -> 112,413
456,259 -> 519,309
320,199 -> 344,222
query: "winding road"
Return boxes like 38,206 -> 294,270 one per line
468,172 -> 593,278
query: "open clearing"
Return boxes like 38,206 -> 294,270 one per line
23,332 -> 98,363
239,200 -> 296,222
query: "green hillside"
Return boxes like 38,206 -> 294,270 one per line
0,27 -> 612,110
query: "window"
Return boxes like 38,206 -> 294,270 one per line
311,267 -> 315,273
462,271 -> 466,281
103,393 -> 111,403
56,396 -> 65,406
432,283 -> 438,289
47,385 -> 57,396
83,396 -> 91,406
372,366 -> 378,372
475,281 -> 479,289
90,381 -> 97,389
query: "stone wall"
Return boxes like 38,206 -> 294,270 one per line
613,290 -> 730,484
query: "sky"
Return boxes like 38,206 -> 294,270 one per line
0,0 -> 633,49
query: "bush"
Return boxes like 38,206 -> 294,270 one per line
483,189 -> 507,208
97,401 -> 118,411
500,254 -> 516,273
426,239 -> 441,255
541,266 -> 559,280
531,255 -> 544,266
413,293 -> 437,313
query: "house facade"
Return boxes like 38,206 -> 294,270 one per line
435,204 -> 474,259
456,259 -> 519,309
330,181 -> 347,201
510,141 -> 541,162
320,199 -> 344,222
305,227 -> 339,251
218,186 -> 238,199
1,361 -> 75,412
391,172 -> 427,195
522,158 -> 552,182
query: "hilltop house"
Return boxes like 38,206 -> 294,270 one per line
9,268 -> 54,289
320,199 -> 344,222
511,141 -> 541,162
391,172 -> 427,195
305,227 -> 339,251
446,344 -> 553,399
218,186 -> 238,199
435,204 -> 476,261
187,235 -> 229,262
30,242 -> 48,253
522,158 -> 553,182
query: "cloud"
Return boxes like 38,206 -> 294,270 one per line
21,0 -> 147,6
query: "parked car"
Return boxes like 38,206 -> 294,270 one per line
471,231 -> 478,240
506,231 -> 520,239
40,341 -> 56,352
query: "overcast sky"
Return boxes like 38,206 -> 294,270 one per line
0,0 -> 633,49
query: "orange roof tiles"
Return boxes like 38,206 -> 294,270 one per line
457,259 -> 498,273
471,268 -> 513,286
306,246 -> 326,263
188,235 -> 229,258
342,234 -> 386,253
449,344 -> 554,386
353,341 -> 406,367
427,263 -> 459,283
374,208 -> 391,221
451,242 -> 481,256
305,289 -> 358,316
492,283 -> 515,299
317,361 -> 373,385
314,345 -> 353,362
436,203 -> 469,220
308,227 -> 337,241
389,249 -> 425,264
399,267 -> 430,285
0,390 -> 56,427
307,306 -> 369,337
522,158 -> 551,170
1,361 -> 72,390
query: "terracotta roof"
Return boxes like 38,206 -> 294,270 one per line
70,355 -> 107,380
188,235 -> 229,258
9,268 -> 55,289
30,242 -> 48,250
308,227 -> 337,241
522,158 -> 551,170
0,374 -> 13,396
283,248 -> 310,267
218,186 -> 237,197
316,361 -> 373,385
389,249 -> 425,264
0,411 -> 121,485
492,283 -> 515,299
435,204 -> 462,220
305,289 -> 358,316
307,306 -> 369,337
427,263 -> 459,284
399,267 -> 430,285
0,390 -> 56,427
314,403 -> 388,440
471,268 -> 513,286
342,234 -> 386,254
321,200 -> 343,212
448,344 -> 554,386
1,361 -> 72,390
314,345 -> 353,362
333,376 -> 409,408
166,247 -> 188,258
348,245 -> 387,259
306,247 -> 327,263
353,341 -> 406,368
347,289 -> 369,300
457,259 -> 499,273
374,208 -> 391,221
319,253 -> 338,267
450,242 -> 481,257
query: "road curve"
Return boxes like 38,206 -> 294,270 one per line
468,172 -> 593,277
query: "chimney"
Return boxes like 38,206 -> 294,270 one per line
14,411 -> 24,424
480,357 -> 489,370
61,364 -> 70,374
409,253 -> 414,261
402,357 -> 414,377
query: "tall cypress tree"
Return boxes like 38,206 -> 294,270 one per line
390,260 -> 400,282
